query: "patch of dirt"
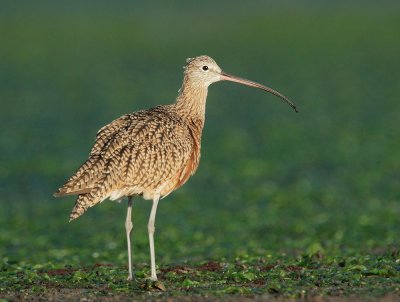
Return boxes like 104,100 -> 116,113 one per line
260,264 -> 277,272
252,278 -> 267,286
160,265 -> 192,274
197,261 -> 222,272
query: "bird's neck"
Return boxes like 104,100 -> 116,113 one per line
175,76 -> 208,122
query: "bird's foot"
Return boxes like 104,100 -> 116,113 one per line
149,276 -> 158,282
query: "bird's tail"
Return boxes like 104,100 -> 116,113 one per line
69,195 -> 88,221
69,193 -> 102,221
69,175 -> 118,221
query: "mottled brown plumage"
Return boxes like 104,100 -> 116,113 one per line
55,106 -> 202,220
54,55 -> 297,281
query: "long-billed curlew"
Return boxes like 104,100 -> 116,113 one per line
54,55 -> 298,281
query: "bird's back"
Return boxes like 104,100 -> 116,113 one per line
54,105 -> 203,220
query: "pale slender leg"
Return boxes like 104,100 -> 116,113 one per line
148,195 -> 160,281
125,197 -> 133,281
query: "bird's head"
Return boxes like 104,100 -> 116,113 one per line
184,55 -> 298,112
184,55 -> 223,86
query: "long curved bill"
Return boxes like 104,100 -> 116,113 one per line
220,71 -> 298,113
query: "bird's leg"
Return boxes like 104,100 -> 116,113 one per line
148,195 -> 160,281
125,197 -> 133,281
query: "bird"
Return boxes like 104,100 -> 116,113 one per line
54,55 -> 298,282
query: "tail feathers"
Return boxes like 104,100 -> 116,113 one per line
69,184 -> 113,221
54,156 -> 105,198
54,187 -> 92,197
63,150 -> 124,221
69,193 -> 100,221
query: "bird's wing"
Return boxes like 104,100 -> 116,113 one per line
90,114 -> 132,156
55,107 -> 196,220
70,108 -> 195,220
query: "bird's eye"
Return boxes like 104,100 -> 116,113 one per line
202,66 -> 209,71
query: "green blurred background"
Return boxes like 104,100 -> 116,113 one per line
0,1 -> 399,267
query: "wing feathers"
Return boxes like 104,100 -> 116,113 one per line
56,106 -> 199,220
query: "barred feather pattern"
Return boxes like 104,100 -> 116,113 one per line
55,104 -> 204,221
